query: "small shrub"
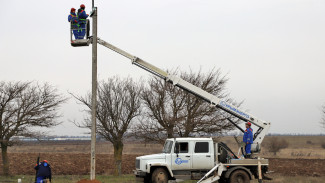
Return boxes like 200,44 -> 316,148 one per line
306,140 -> 313,145
267,137 -> 289,155
321,142 -> 325,149
291,152 -> 311,157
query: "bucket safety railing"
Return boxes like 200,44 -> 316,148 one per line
70,19 -> 90,47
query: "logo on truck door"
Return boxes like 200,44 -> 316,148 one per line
175,158 -> 189,165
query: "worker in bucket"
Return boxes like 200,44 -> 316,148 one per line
68,8 -> 79,39
243,122 -> 253,158
34,160 -> 52,183
77,4 -> 89,39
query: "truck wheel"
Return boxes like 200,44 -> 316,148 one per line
151,168 -> 168,183
229,170 -> 250,183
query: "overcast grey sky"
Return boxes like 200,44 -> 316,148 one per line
0,0 -> 324,136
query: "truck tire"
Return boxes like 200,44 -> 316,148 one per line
229,170 -> 250,183
151,168 -> 168,183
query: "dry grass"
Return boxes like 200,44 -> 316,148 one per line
217,135 -> 325,159
8,141 -> 163,154
321,141 -> 325,149
7,136 -> 325,159
261,174 -> 325,183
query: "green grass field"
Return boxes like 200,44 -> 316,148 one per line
1,174 -> 324,183
0,175 -> 134,183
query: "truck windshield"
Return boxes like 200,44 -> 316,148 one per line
162,140 -> 173,153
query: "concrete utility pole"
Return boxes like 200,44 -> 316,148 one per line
90,5 -> 98,180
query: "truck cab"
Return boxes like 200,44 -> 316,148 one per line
135,138 -> 215,182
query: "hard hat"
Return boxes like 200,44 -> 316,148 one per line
246,122 -> 251,126
80,4 -> 85,8
71,8 -> 76,12
43,160 -> 48,163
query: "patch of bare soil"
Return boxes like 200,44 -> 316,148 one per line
0,153 -> 142,175
268,158 -> 325,177
0,153 -> 324,177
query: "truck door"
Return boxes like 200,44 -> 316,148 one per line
171,141 -> 191,170
192,141 -> 214,170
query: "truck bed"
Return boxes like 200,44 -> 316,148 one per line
226,158 -> 269,166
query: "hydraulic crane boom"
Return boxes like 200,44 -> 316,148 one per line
97,37 -> 270,152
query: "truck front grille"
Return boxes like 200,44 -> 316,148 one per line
135,159 -> 140,169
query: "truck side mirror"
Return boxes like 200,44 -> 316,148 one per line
175,142 -> 180,154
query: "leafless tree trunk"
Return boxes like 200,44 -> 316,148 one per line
73,76 -> 142,176
133,68 -> 241,143
1,145 -> 8,176
0,81 -> 66,176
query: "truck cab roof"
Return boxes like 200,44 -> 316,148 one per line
167,137 -> 213,141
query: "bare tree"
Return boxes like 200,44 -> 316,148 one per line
133,74 -> 184,143
73,77 -> 142,176
0,81 -> 66,175
267,137 -> 289,155
177,69 -> 239,136
133,68 -> 240,143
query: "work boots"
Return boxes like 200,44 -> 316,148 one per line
245,153 -> 251,159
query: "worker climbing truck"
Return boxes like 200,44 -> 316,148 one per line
71,33 -> 271,182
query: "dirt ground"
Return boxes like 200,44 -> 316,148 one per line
8,136 -> 325,159
0,153 -> 140,175
268,158 -> 324,177
1,136 -> 325,178
76,179 -> 101,183
0,153 -> 324,177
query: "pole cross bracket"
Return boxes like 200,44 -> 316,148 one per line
132,57 -> 138,64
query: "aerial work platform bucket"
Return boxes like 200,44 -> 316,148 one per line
70,19 -> 90,47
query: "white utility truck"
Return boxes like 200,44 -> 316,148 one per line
135,137 -> 269,183
72,35 -> 271,183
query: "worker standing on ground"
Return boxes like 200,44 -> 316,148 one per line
243,122 -> 253,158
68,8 -> 79,39
77,4 -> 89,39
34,160 -> 52,183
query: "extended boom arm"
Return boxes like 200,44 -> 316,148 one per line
97,38 -> 270,152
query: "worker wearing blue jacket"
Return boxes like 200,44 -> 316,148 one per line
243,122 -> 253,157
68,8 -> 78,39
77,4 -> 89,39
34,160 -> 52,183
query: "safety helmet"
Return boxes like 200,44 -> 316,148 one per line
71,8 -> 76,12
43,160 -> 48,163
246,122 -> 251,126
80,4 -> 85,8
